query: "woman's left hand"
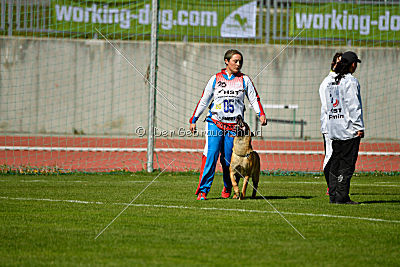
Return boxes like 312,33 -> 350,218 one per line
259,115 -> 267,126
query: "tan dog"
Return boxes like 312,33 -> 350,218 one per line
229,115 -> 260,200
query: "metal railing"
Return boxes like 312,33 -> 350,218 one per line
15,0 -> 49,33
1,0 -> 50,35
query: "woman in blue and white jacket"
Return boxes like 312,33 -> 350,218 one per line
189,49 -> 267,200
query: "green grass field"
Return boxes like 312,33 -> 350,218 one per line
0,172 -> 399,266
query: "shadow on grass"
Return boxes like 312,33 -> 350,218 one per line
360,200 -> 400,204
208,195 -> 314,200
252,195 -> 314,200
351,193 -> 400,196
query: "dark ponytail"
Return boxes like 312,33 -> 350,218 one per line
334,58 -> 352,84
331,52 -> 343,71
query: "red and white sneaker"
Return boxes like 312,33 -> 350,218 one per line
197,192 -> 207,200
326,187 -> 329,195
221,187 -> 231,199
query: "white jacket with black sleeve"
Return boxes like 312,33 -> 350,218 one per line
325,73 -> 365,140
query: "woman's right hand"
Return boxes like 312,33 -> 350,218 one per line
190,123 -> 197,133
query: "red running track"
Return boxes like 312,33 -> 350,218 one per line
0,136 -> 399,172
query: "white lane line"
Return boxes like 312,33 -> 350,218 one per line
1,180 -> 398,187
260,181 -> 400,187
0,196 -> 104,205
125,181 -> 156,183
17,180 -> 153,184
363,184 -> 400,187
19,180 -> 85,183
1,146 -> 399,156
1,196 -> 399,224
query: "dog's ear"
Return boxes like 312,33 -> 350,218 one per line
236,115 -> 243,123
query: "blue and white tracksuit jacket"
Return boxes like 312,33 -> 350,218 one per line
189,69 -> 265,195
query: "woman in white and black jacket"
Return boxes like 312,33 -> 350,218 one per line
319,52 -> 342,195
325,51 -> 365,204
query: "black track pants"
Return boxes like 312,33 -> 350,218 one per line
328,137 -> 361,203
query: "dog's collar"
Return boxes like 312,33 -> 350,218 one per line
234,152 -> 251,158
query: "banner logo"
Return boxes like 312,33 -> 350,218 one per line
221,1 -> 257,38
